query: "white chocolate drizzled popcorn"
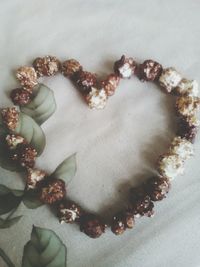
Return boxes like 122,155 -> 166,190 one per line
118,62 -> 133,78
5,134 -> 25,150
33,56 -> 60,77
85,87 -> 107,110
27,168 -> 46,190
46,61 -> 59,75
59,208 -> 77,223
1,107 -> 19,130
169,136 -> 194,161
185,115 -> 200,127
114,56 -> 137,79
159,67 -> 182,93
176,79 -> 198,97
16,66 -> 38,90
175,96 -> 200,117
157,153 -> 184,180
58,201 -> 83,224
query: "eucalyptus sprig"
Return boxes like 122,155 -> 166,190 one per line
0,153 -> 77,229
21,84 -> 57,125
0,225 -> 67,267
22,226 -> 67,267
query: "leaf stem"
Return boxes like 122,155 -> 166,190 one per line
0,248 -> 15,267
6,202 -> 21,220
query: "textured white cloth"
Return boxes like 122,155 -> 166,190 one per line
0,1 -> 200,266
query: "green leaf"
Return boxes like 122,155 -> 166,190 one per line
51,154 -> 77,185
21,84 -> 57,125
22,225 -> 67,267
14,112 -> 46,156
0,215 -> 22,229
11,189 -> 24,197
0,185 -> 24,197
0,185 -> 23,215
0,248 -> 16,267
23,191 -> 43,209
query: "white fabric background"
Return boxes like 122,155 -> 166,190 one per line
0,0 -> 200,266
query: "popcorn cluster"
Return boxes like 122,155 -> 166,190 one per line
111,210 -> 135,235
177,116 -> 199,143
61,59 -> 82,78
159,67 -> 182,93
85,87 -> 107,110
158,67 -> 199,97
100,73 -> 120,96
40,179 -> 66,204
176,79 -> 198,96
74,70 -> 97,94
14,144 -> 37,168
145,176 -> 170,201
26,168 -> 47,190
175,96 -> 200,117
129,186 -> 155,218
175,95 -> 200,143
138,59 -> 163,82
66,64 -> 112,109
57,200 -> 83,224
33,56 -> 60,77
1,108 -> 38,169
169,136 -> 194,160
4,133 -> 38,169
156,64 -> 200,144
10,88 -> 31,106
5,134 -> 25,150
157,136 -> 194,180
114,55 -> 137,78
1,107 -> 19,130
16,66 -> 38,91
80,214 -> 106,238
157,153 -> 184,180
13,56 -> 60,106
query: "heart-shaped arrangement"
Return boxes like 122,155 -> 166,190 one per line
0,55 -> 200,238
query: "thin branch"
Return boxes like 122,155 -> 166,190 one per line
0,248 -> 15,267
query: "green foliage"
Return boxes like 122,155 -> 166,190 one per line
22,226 -> 67,267
21,84 -> 57,125
51,154 -> 77,185
14,112 -> 46,156
0,185 -> 23,216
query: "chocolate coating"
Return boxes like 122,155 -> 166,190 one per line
80,214 -> 106,238
138,59 -> 162,81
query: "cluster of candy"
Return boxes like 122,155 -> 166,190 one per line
0,55 -> 199,238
